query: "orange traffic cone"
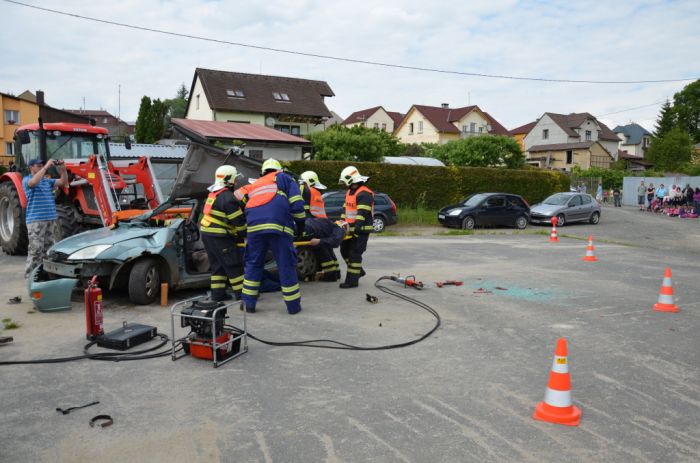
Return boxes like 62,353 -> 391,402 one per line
549,218 -> 559,242
582,236 -> 597,261
533,338 -> 581,426
653,267 -> 680,313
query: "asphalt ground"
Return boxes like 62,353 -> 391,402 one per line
1,205 -> 699,462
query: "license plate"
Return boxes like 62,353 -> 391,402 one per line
438,214 -> 445,220
43,260 -> 80,277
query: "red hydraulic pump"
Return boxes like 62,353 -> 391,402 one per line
85,276 -> 104,340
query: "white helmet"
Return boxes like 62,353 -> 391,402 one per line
261,158 -> 282,174
339,166 -> 369,187
214,165 -> 239,187
300,171 -> 326,190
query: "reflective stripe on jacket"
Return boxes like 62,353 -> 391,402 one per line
200,189 -> 246,237
234,172 -> 279,208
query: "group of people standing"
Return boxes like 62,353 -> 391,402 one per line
200,160 -> 374,315
638,180 -> 700,213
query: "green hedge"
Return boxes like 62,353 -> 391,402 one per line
285,160 -> 570,209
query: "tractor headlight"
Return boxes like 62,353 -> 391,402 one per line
67,245 -> 112,261
448,209 -> 462,216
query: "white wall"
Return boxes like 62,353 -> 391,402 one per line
185,77 -> 214,121
524,114 -> 571,150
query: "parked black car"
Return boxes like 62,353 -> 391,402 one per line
322,190 -> 398,232
438,192 -> 530,230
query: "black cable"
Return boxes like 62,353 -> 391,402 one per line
236,275 -> 440,350
2,0 -> 695,85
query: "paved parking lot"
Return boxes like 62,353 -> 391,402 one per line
1,206 -> 698,462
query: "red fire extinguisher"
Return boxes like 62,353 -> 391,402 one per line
85,276 -> 104,340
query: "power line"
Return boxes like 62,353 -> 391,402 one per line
599,100 -> 667,117
4,0 -> 698,85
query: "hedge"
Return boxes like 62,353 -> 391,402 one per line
285,160 -> 570,209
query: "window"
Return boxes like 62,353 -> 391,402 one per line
478,126 -> 483,133
409,123 -> 414,135
418,121 -> 423,134
374,195 -> 388,206
542,129 -> 549,140
226,89 -> 245,98
373,123 -> 379,129
643,137 -> 650,147
566,150 -> 573,164
196,94 -> 200,110
4,110 -> 19,125
486,196 -> 505,207
5,142 -> 13,156
585,130 -> 592,141
581,195 -> 592,204
381,123 -> 387,132
274,124 -> 301,135
273,92 -> 290,101
249,149 -> 263,160
102,118 -> 108,124
470,122 -> 476,133
462,125 -> 468,133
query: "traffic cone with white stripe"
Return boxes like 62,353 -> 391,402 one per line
582,235 -> 598,262
533,338 -> 581,426
549,217 -> 559,242
653,267 -> 680,313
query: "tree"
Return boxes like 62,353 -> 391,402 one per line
306,125 -> 403,162
673,79 -> 700,143
134,96 -> 152,143
400,142 -> 438,158
432,135 -> 525,168
164,84 -> 189,121
653,99 -> 676,139
646,127 -> 693,171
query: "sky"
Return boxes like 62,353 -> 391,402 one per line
1,0 -> 698,133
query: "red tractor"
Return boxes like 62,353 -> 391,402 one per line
0,119 -> 164,255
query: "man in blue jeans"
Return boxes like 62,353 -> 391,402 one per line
23,158 -> 68,279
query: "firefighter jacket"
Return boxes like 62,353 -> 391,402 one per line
342,185 -> 374,234
199,188 -> 247,239
234,171 -> 305,236
300,183 -> 327,218
303,217 -> 345,248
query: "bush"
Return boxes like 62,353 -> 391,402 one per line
285,160 -> 569,209
432,136 -> 525,168
306,125 -> 403,162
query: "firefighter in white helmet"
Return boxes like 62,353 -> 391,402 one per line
338,166 -> 374,288
200,165 -> 247,301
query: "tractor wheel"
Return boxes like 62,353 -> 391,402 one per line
54,204 -> 82,243
0,182 -> 28,255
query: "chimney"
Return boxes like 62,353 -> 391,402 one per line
36,90 -> 45,106
441,103 -> 449,109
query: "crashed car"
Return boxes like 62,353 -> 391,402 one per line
31,142 -> 321,306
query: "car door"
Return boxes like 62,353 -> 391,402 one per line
566,195 -> 584,221
480,195 -> 507,226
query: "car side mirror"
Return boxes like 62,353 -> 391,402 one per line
17,130 -> 30,145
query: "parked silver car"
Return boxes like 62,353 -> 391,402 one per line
530,192 -> 601,226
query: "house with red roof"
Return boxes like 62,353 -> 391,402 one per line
342,106 -> 404,133
393,103 -> 509,145
185,68 -> 335,137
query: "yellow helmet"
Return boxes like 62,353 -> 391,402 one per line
214,165 -> 239,186
339,166 -> 369,186
261,158 -> 282,174
300,171 -> 327,190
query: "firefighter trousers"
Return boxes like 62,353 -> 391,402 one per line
315,246 -> 340,281
202,235 -> 244,301
242,232 -> 301,314
340,233 -> 369,285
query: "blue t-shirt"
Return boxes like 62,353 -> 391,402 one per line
22,176 -> 57,224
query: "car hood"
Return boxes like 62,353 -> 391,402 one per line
440,203 -> 471,214
530,204 -> 563,215
49,224 -> 161,255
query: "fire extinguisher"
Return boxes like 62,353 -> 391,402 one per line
85,276 -> 104,340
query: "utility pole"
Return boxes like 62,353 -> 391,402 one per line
82,96 -> 86,112
118,84 -> 121,121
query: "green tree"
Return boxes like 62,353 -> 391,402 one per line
653,99 -> 676,139
306,125 -> 403,162
432,136 -> 524,168
134,96 -> 152,143
164,83 -> 189,121
400,142 -> 438,158
646,127 -> 693,170
147,99 -> 168,142
673,79 -> 700,143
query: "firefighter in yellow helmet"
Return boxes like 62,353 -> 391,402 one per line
199,165 -> 247,301
338,166 -> 374,288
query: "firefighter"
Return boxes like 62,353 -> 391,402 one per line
200,165 -> 247,302
234,159 -> 306,314
338,166 -> 374,288
303,218 -> 347,281
299,171 -> 340,280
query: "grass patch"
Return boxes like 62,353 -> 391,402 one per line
435,229 -> 475,236
2,318 -> 20,329
397,206 -> 439,226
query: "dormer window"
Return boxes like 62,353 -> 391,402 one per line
227,89 -> 245,98
273,92 -> 290,102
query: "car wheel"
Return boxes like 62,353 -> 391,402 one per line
556,214 -> 566,227
372,215 -> 387,233
461,216 -> 475,230
515,215 -> 528,230
589,212 -> 600,224
128,257 -> 161,305
296,247 -> 318,280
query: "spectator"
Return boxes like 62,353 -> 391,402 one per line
8,161 -> 17,172
637,180 -> 646,211
603,189 -> 609,204
646,183 -> 655,211
694,187 -> 700,212
23,158 -> 68,279
656,184 -> 666,206
613,187 -> 621,207
596,183 -> 603,202
672,186 -> 683,206
684,184 -> 694,205
580,183 -> 587,194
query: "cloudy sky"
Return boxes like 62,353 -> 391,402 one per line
1,0 -> 698,132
